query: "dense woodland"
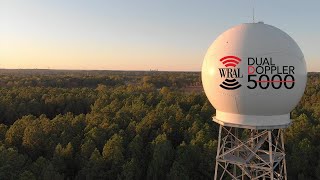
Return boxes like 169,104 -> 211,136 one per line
0,69 -> 319,180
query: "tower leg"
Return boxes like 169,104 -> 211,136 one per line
233,128 -> 238,177
214,125 -> 222,180
268,130 -> 274,179
281,129 -> 288,180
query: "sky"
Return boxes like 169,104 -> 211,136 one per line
0,0 -> 319,71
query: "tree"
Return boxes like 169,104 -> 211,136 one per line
80,139 -> 96,159
119,158 -> 143,180
18,171 -> 36,180
147,134 -> 174,180
29,156 -> 49,178
102,134 -> 125,179
42,163 -> 64,180
79,148 -> 107,179
168,161 -> 190,180
5,115 -> 36,149
102,134 -> 124,164
52,142 -> 75,177
0,145 -> 27,179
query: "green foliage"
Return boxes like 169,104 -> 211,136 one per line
0,145 -> 28,179
102,134 -> 124,164
0,70 -> 318,179
147,134 -> 174,180
285,72 -> 320,180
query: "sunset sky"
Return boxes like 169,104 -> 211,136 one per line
1,0 -> 319,71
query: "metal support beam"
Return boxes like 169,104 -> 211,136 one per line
214,125 -> 287,180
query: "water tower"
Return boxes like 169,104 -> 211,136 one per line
202,22 -> 307,179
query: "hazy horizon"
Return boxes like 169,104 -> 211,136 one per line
1,0 -> 320,72
1,68 -> 320,73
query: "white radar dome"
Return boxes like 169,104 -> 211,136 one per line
202,23 -> 307,129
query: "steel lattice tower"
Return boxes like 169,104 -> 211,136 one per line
214,125 -> 287,180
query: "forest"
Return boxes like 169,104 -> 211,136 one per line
0,69 -> 319,180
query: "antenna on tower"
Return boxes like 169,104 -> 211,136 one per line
252,0 -> 255,23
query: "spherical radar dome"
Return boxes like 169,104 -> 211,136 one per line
202,22 -> 307,129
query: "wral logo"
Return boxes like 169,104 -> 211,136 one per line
219,56 -> 243,90
218,55 -> 296,90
